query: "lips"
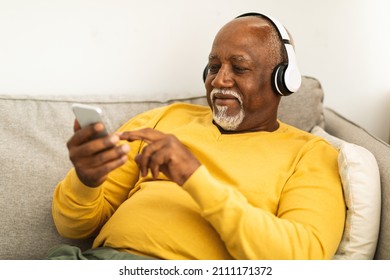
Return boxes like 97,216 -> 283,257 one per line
213,94 -> 239,106
213,93 -> 236,99
210,88 -> 243,108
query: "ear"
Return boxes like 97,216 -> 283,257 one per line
202,65 -> 208,83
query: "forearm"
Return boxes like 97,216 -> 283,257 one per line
183,165 -> 344,259
52,168 -> 111,239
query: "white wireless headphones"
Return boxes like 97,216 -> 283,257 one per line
203,12 -> 302,96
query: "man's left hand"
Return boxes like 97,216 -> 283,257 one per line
120,128 -> 201,186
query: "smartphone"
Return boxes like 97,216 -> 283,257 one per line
71,103 -> 110,138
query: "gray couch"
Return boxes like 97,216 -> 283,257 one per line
1,76 -> 389,259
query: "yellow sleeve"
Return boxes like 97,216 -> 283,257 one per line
52,107 -> 166,239
183,140 -> 345,259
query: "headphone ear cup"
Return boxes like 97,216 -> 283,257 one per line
202,65 -> 208,83
272,63 -> 293,96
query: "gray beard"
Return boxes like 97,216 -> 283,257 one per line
213,105 -> 245,131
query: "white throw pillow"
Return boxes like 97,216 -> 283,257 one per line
311,126 -> 381,259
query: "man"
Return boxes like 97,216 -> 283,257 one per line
50,13 -> 345,260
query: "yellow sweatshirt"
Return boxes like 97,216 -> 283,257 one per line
52,103 -> 345,260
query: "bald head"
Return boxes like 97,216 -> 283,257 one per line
215,16 -> 287,73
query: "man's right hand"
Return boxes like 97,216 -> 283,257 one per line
67,120 -> 130,187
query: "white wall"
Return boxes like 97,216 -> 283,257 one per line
0,0 -> 389,141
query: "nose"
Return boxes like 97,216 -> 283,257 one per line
211,65 -> 234,88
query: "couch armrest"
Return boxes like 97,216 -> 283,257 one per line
324,107 -> 390,259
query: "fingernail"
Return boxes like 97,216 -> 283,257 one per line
121,145 -> 130,153
95,123 -> 104,131
110,135 -> 120,143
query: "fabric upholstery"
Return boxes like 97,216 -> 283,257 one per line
278,76 -> 325,131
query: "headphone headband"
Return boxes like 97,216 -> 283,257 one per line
203,12 -> 301,96
235,13 -> 291,42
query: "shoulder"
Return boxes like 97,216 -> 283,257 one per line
278,121 -> 338,154
164,102 -> 211,115
117,103 -> 211,132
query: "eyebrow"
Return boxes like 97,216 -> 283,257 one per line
208,54 -> 252,63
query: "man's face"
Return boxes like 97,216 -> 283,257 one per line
205,17 -> 281,133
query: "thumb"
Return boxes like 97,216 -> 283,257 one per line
73,119 -> 81,132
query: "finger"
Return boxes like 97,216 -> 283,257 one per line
119,128 -> 166,143
69,122 -> 107,147
77,154 -> 129,187
136,140 -> 166,176
88,144 -> 130,168
149,151 -> 167,178
69,134 -> 120,159
73,119 -> 81,132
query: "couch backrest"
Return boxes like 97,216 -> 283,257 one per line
0,76 -> 325,259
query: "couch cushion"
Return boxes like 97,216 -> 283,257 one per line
278,76 -> 325,131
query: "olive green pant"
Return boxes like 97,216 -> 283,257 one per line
46,244 -> 156,260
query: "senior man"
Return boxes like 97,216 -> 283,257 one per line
49,13 -> 345,260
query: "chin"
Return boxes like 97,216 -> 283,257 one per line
212,106 -> 245,131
